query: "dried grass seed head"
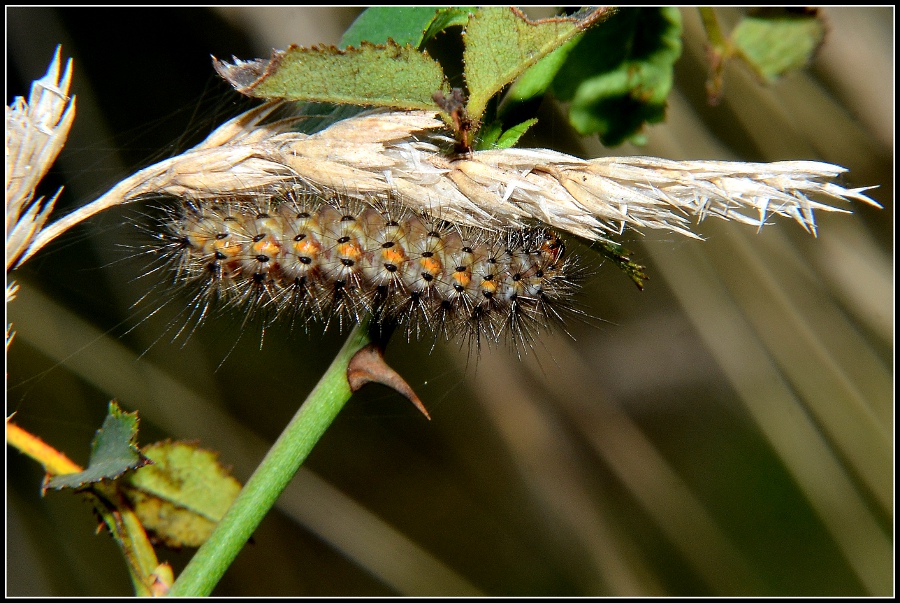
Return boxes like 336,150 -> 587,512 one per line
6,46 -> 75,271
15,101 -> 879,268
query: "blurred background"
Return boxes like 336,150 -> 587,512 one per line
6,7 -> 892,596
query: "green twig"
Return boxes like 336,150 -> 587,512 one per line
167,320 -> 373,597
698,7 -> 728,49
597,240 -> 648,290
698,8 -> 732,104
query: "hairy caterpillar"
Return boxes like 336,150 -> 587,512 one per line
143,187 -> 583,351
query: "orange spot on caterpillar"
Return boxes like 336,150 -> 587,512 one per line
293,237 -> 321,257
381,246 -> 408,266
419,256 -> 443,277
252,239 -> 282,258
337,241 -> 363,262
214,239 -> 242,258
452,270 -> 471,288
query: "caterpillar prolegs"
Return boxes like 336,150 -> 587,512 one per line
147,188 -> 583,350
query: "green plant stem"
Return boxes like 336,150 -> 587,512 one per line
698,7 -> 727,50
167,320 -> 372,597
94,484 -> 164,597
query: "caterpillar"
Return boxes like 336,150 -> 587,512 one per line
144,187 -> 583,351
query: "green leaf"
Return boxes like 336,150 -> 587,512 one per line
463,7 -> 612,124
475,119 -> 503,150
502,36 -> 582,108
342,7 -> 439,47
46,401 -> 149,490
474,117 -> 538,150
732,8 -> 825,83
123,441 -> 242,549
495,118 -> 539,150
551,7 -> 683,147
214,41 -> 451,112
422,7 -> 476,46
342,7 -> 473,49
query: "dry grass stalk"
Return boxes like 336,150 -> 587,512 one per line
12,103 -> 879,269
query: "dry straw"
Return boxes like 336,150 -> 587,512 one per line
6,46 -> 74,272
8,50 -> 879,273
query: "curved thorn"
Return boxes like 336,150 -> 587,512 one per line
347,344 -> 430,420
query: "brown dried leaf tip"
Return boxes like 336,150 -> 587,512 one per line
433,88 -> 475,154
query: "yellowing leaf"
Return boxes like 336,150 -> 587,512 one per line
732,8 -> 825,83
123,441 -> 242,549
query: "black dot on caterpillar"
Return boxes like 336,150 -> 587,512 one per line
138,187 -> 585,354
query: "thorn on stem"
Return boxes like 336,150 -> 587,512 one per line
347,344 -> 431,420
